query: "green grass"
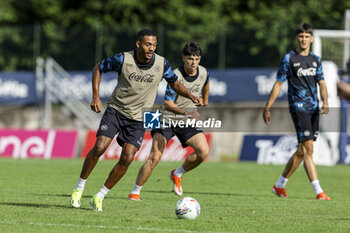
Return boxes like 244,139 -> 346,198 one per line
0,158 -> 350,233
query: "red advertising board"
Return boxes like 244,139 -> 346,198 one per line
81,131 -> 211,161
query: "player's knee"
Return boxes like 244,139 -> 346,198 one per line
152,144 -> 165,156
92,143 -> 108,156
302,143 -> 313,156
152,141 -> 166,155
119,152 -> 135,166
197,146 -> 210,160
295,148 -> 304,159
304,147 -> 313,156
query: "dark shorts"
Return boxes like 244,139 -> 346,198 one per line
151,125 -> 203,148
96,107 -> 145,149
291,111 -> 319,143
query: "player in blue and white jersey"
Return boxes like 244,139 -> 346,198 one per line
263,22 -> 331,200
70,29 -> 201,211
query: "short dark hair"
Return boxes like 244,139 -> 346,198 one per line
296,22 -> 313,36
183,42 -> 202,56
137,29 -> 157,41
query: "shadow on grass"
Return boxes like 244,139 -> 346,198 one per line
142,189 -> 257,197
31,191 -> 308,201
0,202 -> 91,211
335,218 -> 350,221
33,191 -> 258,200
29,193 -> 92,198
141,190 -> 312,200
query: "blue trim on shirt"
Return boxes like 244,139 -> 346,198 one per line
99,52 -> 178,85
164,84 -> 177,102
163,59 -> 177,83
205,70 -> 210,85
276,51 -> 293,82
100,53 -> 124,75
164,66 -> 209,102
310,52 -> 325,82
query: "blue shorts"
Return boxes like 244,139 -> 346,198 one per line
151,125 -> 203,148
291,111 -> 319,143
96,107 -> 145,149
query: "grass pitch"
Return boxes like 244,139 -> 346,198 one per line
0,158 -> 350,233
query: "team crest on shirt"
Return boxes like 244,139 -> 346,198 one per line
101,124 -> 108,131
312,62 -> 317,67
303,130 -> 310,137
154,65 -> 161,73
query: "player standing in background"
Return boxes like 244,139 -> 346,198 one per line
70,29 -> 201,211
263,22 -> 331,200
128,42 -> 210,201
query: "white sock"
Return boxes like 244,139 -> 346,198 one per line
96,185 -> 110,200
174,165 -> 186,177
130,184 -> 143,195
275,175 -> 288,188
311,180 -> 323,195
75,177 -> 87,191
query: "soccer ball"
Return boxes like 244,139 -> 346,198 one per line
174,197 -> 200,220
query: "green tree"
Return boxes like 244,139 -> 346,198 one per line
1,0 -> 350,70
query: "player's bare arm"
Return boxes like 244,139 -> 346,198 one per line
164,100 -> 200,121
170,80 -> 201,106
319,80 -> 329,114
263,80 -> 283,125
90,63 -> 102,113
201,81 -> 209,106
337,80 -> 350,100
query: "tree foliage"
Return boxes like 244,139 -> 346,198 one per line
1,0 -> 350,70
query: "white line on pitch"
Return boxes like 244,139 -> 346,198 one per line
0,221 -> 205,233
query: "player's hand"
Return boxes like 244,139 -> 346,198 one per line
90,97 -> 102,113
191,96 -> 202,106
185,111 -> 200,121
263,108 -> 271,125
320,103 -> 329,114
197,97 -> 204,106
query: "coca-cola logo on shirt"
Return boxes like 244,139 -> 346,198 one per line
128,72 -> 154,82
190,84 -> 201,93
297,67 -> 316,77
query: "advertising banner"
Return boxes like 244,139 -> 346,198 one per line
0,129 -> 78,159
0,72 -> 37,105
0,68 -> 286,105
81,131 -> 212,161
0,62 -> 339,104
240,135 -> 298,164
240,134 -> 337,166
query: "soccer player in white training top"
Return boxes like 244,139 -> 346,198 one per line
70,29 -> 201,211
128,42 -> 210,200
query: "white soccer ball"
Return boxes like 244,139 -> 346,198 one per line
174,197 -> 200,220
